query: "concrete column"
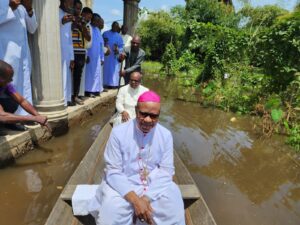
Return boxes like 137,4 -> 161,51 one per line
30,0 -> 68,132
123,0 -> 140,36
85,0 -> 94,7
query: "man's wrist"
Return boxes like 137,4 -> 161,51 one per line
27,8 -> 33,16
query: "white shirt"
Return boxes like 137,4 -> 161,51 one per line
59,8 -> 74,61
121,33 -> 132,48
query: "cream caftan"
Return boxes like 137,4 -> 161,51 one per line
113,84 -> 148,126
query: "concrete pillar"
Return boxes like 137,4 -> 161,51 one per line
30,0 -> 68,133
123,0 -> 140,36
85,0 -> 94,7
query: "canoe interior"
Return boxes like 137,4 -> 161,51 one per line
45,120 -> 217,225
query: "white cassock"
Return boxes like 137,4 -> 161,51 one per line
90,119 -> 186,225
0,1 -> 37,115
113,84 -> 148,126
103,30 -> 123,87
121,34 -> 132,49
85,26 -> 104,93
59,8 -> 74,105
79,23 -> 93,97
120,34 -> 132,82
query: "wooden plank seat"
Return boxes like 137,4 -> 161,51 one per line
61,183 -> 201,202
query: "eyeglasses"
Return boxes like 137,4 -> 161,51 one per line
138,110 -> 160,120
130,79 -> 141,83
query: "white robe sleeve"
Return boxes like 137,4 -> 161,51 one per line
116,87 -> 126,113
104,129 -> 136,197
100,36 -> 104,62
25,9 -> 38,34
0,0 -> 15,25
145,131 -> 174,201
118,34 -> 124,53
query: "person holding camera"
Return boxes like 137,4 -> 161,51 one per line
71,1 -> 93,105
0,0 -> 38,118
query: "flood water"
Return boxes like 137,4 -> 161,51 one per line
0,77 -> 300,225
0,105 -> 113,225
146,78 -> 300,225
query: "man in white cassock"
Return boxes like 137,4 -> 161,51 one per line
92,91 -> 185,225
85,13 -> 104,96
102,21 -> 123,88
113,71 -> 148,126
59,0 -> 75,106
0,0 -> 38,116
121,25 -> 132,49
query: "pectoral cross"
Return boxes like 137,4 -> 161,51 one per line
141,167 -> 149,181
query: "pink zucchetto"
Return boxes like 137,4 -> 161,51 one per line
138,91 -> 161,103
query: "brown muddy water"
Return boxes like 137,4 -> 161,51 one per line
146,78 -> 300,225
1,78 -> 300,225
0,106 -> 114,225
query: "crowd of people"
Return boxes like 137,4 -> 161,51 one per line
0,0 -> 145,131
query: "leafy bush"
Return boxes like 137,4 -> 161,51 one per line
238,5 -> 288,28
250,10 -> 300,91
137,10 -> 184,61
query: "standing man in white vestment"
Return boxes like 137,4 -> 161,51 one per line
121,25 -> 132,49
113,71 -> 148,126
103,21 -> 124,89
59,0 -> 75,106
0,0 -> 38,116
93,91 -> 185,225
85,13 -> 104,97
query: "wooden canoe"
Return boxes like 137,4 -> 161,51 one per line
44,119 -> 217,225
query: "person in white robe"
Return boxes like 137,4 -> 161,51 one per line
0,0 -> 38,115
85,14 -> 104,96
119,25 -> 132,85
78,21 -> 92,98
59,0 -> 74,106
103,21 -> 123,88
113,72 -> 148,126
121,25 -> 132,49
91,91 -> 185,225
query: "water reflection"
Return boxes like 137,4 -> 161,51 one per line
145,78 -> 300,225
0,107 -> 113,225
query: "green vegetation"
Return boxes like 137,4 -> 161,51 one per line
138,0 -> 300,151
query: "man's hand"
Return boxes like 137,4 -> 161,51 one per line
113,44 -> 119,55
35,115 -> 52,132
105,46 -> 111,56
62,14 -> 74,24
119,70 -> 126,77
70,60 -> 75,73
20,0 -> 32,11
133,197 -> 154,225
9,0 -> 21,10
119,53 -> 126,62
121,111 -> 130,122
